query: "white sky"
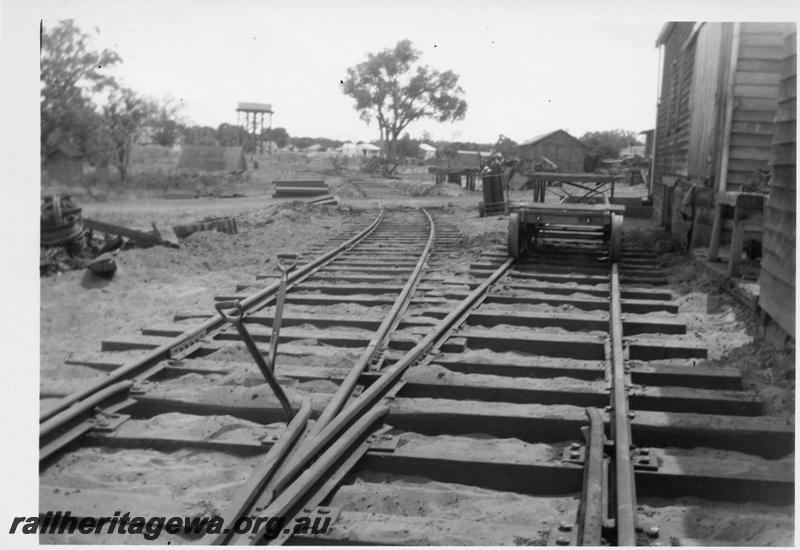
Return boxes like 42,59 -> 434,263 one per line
27,0 -> 796,144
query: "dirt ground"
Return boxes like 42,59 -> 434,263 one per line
39,160 -> 794,545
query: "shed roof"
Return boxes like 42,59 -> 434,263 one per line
359,143 -> 380,151
520,129 -> 586,149
419,143 -> 437,151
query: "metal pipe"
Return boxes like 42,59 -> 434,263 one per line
268,254 -> 297,371
231,316 -> 295,421
313,208 -> 435,431
40,206 -> 385,424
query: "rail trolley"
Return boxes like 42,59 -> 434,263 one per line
507,202 -> 625,261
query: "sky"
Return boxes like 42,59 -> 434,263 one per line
20,1 -> 766,145
24,1 -> 800,144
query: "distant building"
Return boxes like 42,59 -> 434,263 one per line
639,129 -> 655,158
338,142 -> 381,157
134,125 -> 157,146
518,129 -> 587,173
419,143 -> 437,160
45,145 -> 84,186
357,143 -> 381,157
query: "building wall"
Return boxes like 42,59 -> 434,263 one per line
687,23 -> 730,183
654,22 -> 793,239
519,131 -> 585,173
724,22 -> 793,192
653,23 -> 695,228
758,29 -> 796,338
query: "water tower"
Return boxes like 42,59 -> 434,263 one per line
236,102 -> 273,156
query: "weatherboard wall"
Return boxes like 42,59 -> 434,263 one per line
653,22 -> 695,228
758,29 -> 796,338
724,22 -> 793,192
518,130 -> 586,173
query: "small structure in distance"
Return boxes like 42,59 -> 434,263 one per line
236,102 -> 273,155
339,142 -> 381,158
518,129 -> 587,173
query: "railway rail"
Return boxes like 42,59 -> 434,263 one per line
39,204 -> 793,546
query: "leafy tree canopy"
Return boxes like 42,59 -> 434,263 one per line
579,129 -> 640,159
342,39 -> 467,172
41,19 -> 121,156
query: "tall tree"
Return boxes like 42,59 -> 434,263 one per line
40,20 -> 121,156
342,39 -> 467,172
150,97 -> 184,147
216,123 -> 244,147
101,87 -> 157,182
268,127 -> 290,149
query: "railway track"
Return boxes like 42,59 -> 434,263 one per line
39,205 -> 793,545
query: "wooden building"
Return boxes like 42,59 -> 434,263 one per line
652,22 -> 794,245
518,130 -> 587,173
757,29 -> 796,337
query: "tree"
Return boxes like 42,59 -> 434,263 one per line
101,87 -> 157,182
494,135 -> 519,159
269,127 -> 290,149
216,123 -> 244,147
395,132 -> 420,160
40,19 -> 121,156
342,39 -> 467,172
579,129 -> 639,159
150,98 -> 184,147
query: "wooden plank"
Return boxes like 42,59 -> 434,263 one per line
729,132 -> 774,148
758,271 -> 795,337
740,22 -> 793,35
735,71 -> 781,85
730,120 -> 775,135
737,58 -> 784,73
727,157 -> 772,173
272,180 -> 325,187
733,109 -> 779,123
83,218 -> 160,247
728,145 -> 773,161
734,84 -> 779,99
739,33 -> 786,48
739,45 -> 786,61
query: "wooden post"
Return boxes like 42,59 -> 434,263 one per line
716,22 -> 740,197
728,217 -> 745,277
707,197 -> 724,261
